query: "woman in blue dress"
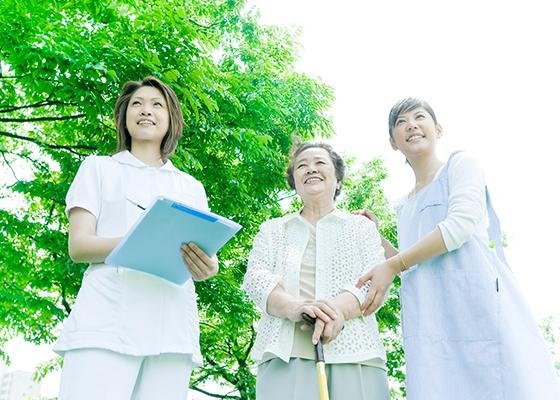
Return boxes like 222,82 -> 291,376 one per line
357,98 -> 560,400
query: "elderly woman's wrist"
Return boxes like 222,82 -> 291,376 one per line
332,294 -> 357,321
283,299 -> 302,321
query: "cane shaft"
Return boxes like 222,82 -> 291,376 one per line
302,313 -> 330,400
316,361 -> 329,400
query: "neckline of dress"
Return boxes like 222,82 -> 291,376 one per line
406,162 -> 446,201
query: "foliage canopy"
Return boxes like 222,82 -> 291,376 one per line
0,0 -> 404,398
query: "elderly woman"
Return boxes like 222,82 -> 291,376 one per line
243,142 -> 390,400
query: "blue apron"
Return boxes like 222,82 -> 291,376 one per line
396,152 -> 560,400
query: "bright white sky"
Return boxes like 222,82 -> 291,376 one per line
3,1 -> 559,398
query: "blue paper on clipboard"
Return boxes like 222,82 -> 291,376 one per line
106,196 -> 242,285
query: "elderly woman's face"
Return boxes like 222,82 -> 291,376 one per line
293,147 -> 338,203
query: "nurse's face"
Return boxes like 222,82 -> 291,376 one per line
390,107 -> 442,158
125,86 -> 170,146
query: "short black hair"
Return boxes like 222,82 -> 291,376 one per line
388,97 -> 437,137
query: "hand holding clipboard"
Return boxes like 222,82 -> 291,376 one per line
180,242 -> 219,281
106,197 -> 242,284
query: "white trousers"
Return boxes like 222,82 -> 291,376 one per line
58,348 -> 193,400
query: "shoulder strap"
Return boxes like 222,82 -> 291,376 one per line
485,188 -> 510,268
442,150 -> 464,173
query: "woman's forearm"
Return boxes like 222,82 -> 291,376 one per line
68,207 -> 122,263
68,234 -> 121,263
266,283 -> 341,325
391,227 -> 448,272
266,283 -> 298,319
331,291 -> 362,320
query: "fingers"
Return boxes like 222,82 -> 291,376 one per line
312,318 -> 325,345
298,303 -> 334,324
363,290 -> 385,316
351,208 -> 375,219
298,301 -> 345,345
313,318 -> 345,344
356,269 -> 374,288
184,242 -> 212,263
314,300 -> 338,321
181,245 -> 203,280
321,321 -> 335,344
180,243 -> 218,281
361,286 -> 377,315
353,209 -> 380,229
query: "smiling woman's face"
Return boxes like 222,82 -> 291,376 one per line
293,147 -> 338,204
390,107 -> 442,159
125,85 -> 170,146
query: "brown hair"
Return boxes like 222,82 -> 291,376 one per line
388,97 -> 437,138
286,141 -> 345,199
114,76 -> 184,160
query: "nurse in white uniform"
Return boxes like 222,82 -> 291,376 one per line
54,76 -> 218,400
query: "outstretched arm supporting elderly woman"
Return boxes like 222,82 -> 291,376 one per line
357,223 -> 448,316
353,209 -> 398,259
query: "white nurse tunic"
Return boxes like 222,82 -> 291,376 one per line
53,150 -> 208,366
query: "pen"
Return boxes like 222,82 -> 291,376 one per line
126,197 -> 146,210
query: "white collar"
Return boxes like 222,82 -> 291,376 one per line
280,208 -> 348,225
112,150 -> 179,173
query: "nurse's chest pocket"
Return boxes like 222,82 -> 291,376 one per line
416,200 -> 448,235
418,202 -> 443,213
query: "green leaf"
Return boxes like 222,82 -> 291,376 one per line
163,69 -> 180,83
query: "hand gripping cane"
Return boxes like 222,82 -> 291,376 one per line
302,313 -> 330,400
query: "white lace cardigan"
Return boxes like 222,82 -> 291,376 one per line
243,210 -> 387,364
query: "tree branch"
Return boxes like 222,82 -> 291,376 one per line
0,130 -> 97,155
243,325 -> 256,361
190,385 -> 239,399
188,18 -> 223,30
190,370 -> 213,386
204,356 -> 239,387
277,191 -> 296,202
0,113 -> 86,122
0,150 -> 19,181
59,284 -> 72,315
0,100 -> 79,114
0,148 -> 48,171
0,73 -> 32,80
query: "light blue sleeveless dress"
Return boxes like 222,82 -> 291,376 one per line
396,152 -> 560,400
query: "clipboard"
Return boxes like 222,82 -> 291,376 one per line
106,196 -> 242,284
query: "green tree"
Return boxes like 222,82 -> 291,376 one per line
337,157 -> 405,399
0,0 -> 404,398
0,0 -> 332,398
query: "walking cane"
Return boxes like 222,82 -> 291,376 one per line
302,313 -> 330,400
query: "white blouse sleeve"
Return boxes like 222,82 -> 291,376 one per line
341,218 -> 386,306
65,156 -> 102,219
198,183 -> 209,211
242,221 -> 284,314
191,178 -> 209,212
437,153 -> 487,251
